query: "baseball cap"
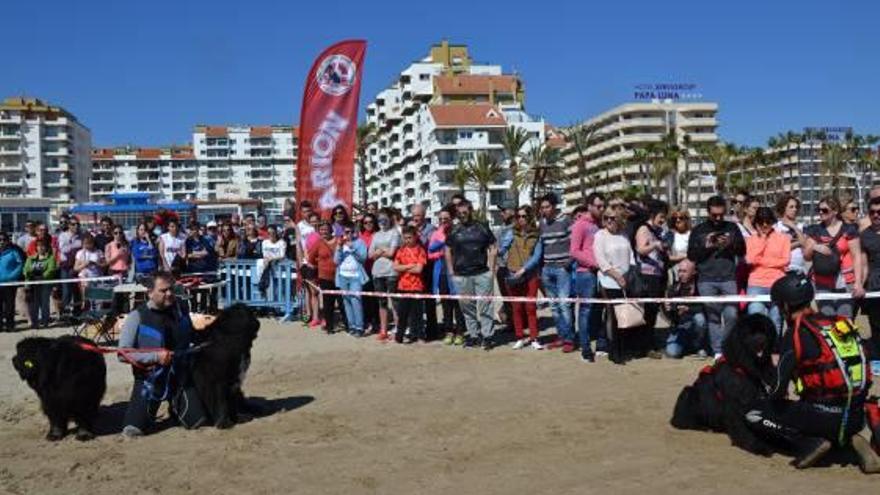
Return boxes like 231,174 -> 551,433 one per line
206,221 -> 218,228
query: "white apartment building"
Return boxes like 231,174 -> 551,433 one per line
90,125 -> 297,212
561,101 -> 718,214
362,41 -> 545,221
0,97 -> 92,208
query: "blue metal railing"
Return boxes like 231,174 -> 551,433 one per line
221,259 -> 297,320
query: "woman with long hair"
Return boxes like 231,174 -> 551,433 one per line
594,210 -> 633,364
216,222 -> 239,260
508,205 -> 544,350
428,205 -> 465,345
632,199 -> 668,359
804,196 -> 865,318
131,222 -> 159,282
331,204 -> 351,239
309,221 -> 343,333
359,213 -> 379,334
774,194 -> 807,274
105,225 -> 131,281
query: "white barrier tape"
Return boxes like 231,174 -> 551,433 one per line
0,276 -> 120,287
304,280 -> 880,305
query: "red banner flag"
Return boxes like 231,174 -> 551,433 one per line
295,40 -> 366,215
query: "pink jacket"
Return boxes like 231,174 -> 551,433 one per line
746,230 -> 791,288
570,215 -> 599,272
427,228 -> 447,261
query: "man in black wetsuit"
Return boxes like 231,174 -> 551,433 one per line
744,272 -> 880,472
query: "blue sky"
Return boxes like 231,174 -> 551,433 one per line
5,0 -> 878,147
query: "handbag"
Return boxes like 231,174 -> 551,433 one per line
613,290 -> 645,330
624,266 -> 648,297
812,228 -> 845,277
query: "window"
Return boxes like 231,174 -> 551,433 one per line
419,74 -> 430,81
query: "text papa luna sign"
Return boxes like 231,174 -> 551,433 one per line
634,83 -> 702,101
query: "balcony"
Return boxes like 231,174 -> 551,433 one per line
44,163 -> 70,172
0,146 -> 22,155
44,147 -> 69,157
43,132 -> 69,141
45,179 -> 71,188
0,164 -> 24,173
91,177 -> 116,185
0,114 -> 22,124
0,132 -> 20,140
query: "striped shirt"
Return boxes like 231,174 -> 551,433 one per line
539,214 -> 572,267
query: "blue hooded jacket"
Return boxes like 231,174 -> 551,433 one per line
0,246 -> 25,283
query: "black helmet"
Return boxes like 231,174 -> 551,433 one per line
770,272 -> 814,309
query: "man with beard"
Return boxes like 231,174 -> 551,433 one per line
118,273 -> 192,438
688,195 -> 746,360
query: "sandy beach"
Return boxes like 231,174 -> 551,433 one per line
1,318 -> 878,495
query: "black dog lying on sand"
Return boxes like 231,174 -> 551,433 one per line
670,313 -> 778,456
186,303 -> 261,429
12,335 -> 107,441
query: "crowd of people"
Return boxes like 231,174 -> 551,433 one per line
0,210 -> 296,330
3,186 -> 880,367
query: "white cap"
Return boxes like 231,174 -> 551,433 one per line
206,221 -> 218,228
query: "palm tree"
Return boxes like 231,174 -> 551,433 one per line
452,157 -> 471,196
500,126 -> 531,204
821,143 -> 848,199
520,144 -> 564,204
465,152 -> 504,215
629,147 -> 652,195
635,129 -> 690,203
564,123 -> 602,203
694,141 -> 738,196
355,123 -> 376,207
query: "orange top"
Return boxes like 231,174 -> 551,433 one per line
308,239 -> 336,281
746,230 -> 791,288
394,245 -> 427,292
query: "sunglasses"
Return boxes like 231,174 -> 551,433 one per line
870,209 -> 880,217
731,199 -> 743,205
847,206 -> 859,213
516,214 -> 529,219
817,207 -> 831,214
603,216 -> 616,222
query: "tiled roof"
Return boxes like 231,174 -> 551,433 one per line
171,146 -> 195,160
250,126 -> 273,138
205,126 -> 228,138
91,148 -> 115,160
428,104 -> 506,127
135,148 -> 162,159
434,75 -> 519,95
545,124 -> 567,148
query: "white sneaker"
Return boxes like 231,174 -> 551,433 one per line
595,351 -> 609,358
512,338 -> 530,350
530,341 -> 544,350
714,353 -> 723,361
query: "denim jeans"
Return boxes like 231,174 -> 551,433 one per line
453,271 -> 494,339
816,285 -> 854,319
60,267 -> 81,315
541,265 -> 573,343
28,284 -> 52,327
337,277 -> 364,333
574,271 -> 596,356
746,286 -> 782,336
697,280 -> 738,355
665,313 -> 707,358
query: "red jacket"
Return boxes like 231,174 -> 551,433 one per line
570,215 -> 599,271
308,239 -> 336,281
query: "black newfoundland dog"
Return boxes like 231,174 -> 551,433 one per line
12,335 -> 107,441
185,303 -> 260,429
670,313 -> 778,456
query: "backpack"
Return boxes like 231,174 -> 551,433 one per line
812,228 -> 845,278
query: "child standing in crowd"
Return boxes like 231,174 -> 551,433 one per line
393,226 -> 427,344
131,222 -> 159,282
73,234 -> 107,307
105,225 -> 131,281
24,237 -> 57,329
334,222 -> 368,336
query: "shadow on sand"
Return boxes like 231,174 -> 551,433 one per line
91,395 -> 315,437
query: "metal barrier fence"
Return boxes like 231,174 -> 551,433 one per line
221,259 -> 297,320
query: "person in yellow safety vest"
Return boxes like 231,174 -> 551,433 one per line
743,272 -> 880,472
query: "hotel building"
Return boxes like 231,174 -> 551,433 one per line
0,97 -> 92,208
